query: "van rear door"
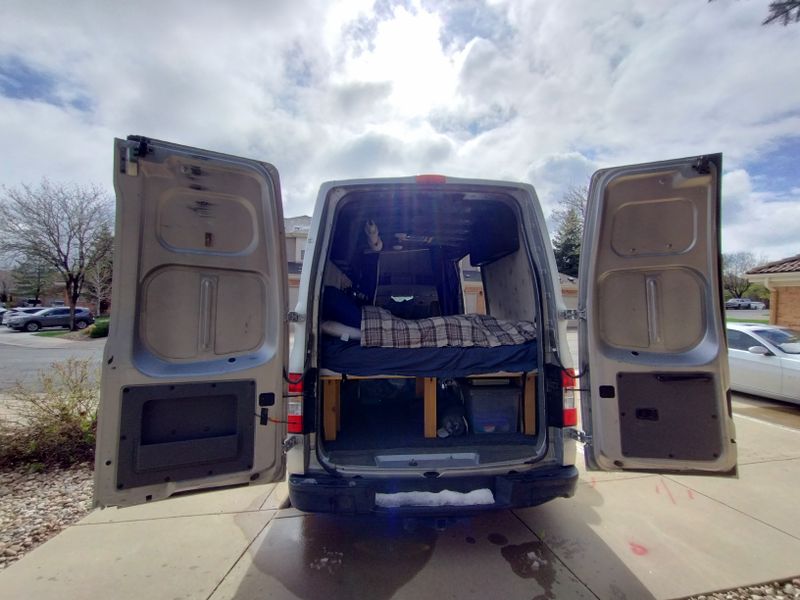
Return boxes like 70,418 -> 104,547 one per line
94,137 -> 289,507
578,154 -> 736,475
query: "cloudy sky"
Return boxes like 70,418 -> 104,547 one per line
1,0 -> 798,260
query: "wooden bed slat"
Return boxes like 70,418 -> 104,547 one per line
424,377 -> 437,439
524,373 -> 536,435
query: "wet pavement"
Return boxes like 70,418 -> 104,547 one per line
211,510 -> 597,600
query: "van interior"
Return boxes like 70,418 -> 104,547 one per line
313,187 -> 548,469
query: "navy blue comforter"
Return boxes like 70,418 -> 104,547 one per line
321,336 -> 537,378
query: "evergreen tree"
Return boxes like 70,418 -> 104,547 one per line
11,257 -> 56,305
553,207 -> 582,277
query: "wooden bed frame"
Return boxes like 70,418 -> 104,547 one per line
319,372 -> 537,441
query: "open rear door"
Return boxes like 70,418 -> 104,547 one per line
578,154 -> 736,475
95,136 -> 289,507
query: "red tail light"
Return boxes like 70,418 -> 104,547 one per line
287,373 -> 303,433
288,374 -> 303,394
415,174 -> 447,185
561,368 -> 578,427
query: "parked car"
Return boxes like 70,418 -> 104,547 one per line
749,301 -> 766,310
9,307 -> 94,332
727,323 -> 800,404
726,298 -> 755,309
3,307 -> 46,326
95,138 -> 737,514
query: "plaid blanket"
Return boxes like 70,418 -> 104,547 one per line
360,306 -> 536,348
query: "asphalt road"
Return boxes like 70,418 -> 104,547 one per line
0,327 -> 106,389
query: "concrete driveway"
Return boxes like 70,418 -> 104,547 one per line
1,402 -> 799,599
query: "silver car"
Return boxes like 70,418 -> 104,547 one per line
3,307 -> 46,327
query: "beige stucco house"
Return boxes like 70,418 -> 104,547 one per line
747,254 -> 800,329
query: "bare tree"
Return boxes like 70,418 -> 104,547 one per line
85,226 -> 114,316
551,186 -> 588,233
0,179 -> 113,329
763,1 -> 800,25
722,251 -> 766,299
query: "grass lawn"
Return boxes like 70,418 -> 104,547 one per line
727,317 -> 769,324
33,317 -> 109,337
33,329 -> 70,337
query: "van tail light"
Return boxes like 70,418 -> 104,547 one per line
562,368 -> 578,427
287,373 -> 303,433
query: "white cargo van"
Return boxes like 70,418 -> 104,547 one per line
94,136 -> 737,514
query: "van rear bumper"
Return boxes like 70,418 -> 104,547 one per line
288,466 -> 578,516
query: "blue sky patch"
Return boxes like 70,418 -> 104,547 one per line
745,136 -> 800,194
0,56 -> 56,101
0,55 -> 90,111
430,0 -> 513,50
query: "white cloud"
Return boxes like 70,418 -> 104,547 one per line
524,151 -> 597,218
721,169 -> 800,260
0,0 -> 798,258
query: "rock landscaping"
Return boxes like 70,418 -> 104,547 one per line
0,463 -> 93,570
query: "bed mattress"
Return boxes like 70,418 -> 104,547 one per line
321,335 -> 538,378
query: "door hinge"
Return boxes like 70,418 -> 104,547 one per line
568,429 -> 592,444
287,311 -> 305,323
121,136 -> 151,177
692,155 -> 712,175
282,435 -> 299,453
559,309 -> 586,321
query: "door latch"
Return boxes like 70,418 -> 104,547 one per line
282,436 -> 299,453
558,309 -> 586,321
568,429 -> 592,444
287,312 -> 305,323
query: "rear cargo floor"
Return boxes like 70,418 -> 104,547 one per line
322,395 -> 537,464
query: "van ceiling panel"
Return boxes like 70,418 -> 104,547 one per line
329,191 -> 519,268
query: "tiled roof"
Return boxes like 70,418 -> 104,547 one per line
747,254 -> 800,275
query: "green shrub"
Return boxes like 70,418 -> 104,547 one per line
0,358 -> 99,469
89,320 -> 109,338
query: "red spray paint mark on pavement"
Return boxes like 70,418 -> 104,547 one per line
687,489 -> 695,500
661,479 -> 677,505
590,477 -> 597,488
655,483 -> 660,494
629,542 -> 648,556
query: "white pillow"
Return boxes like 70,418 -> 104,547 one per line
321,320 -> 362,341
